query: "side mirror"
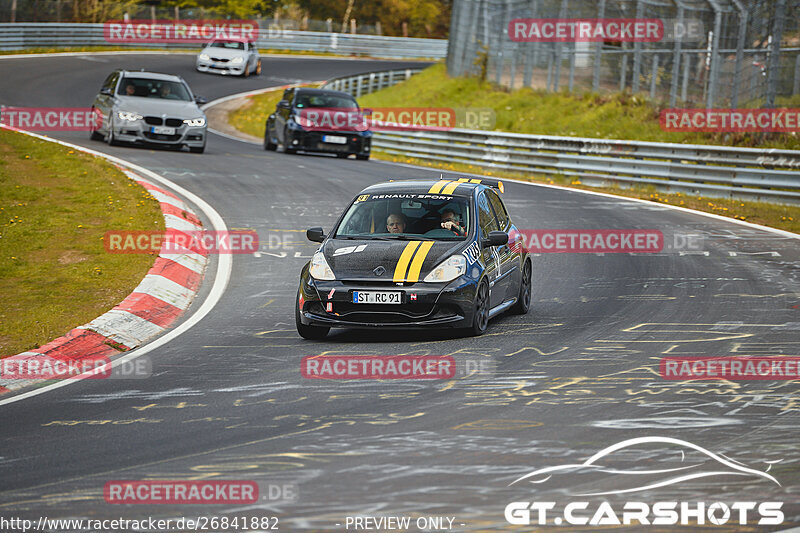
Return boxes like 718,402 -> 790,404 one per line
100,87 -> 113,96
307,227 -> 326,243
194,95 -> 208,105
278,100 -> 291,110
482,230 -> 508,248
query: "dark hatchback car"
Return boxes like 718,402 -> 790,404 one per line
295,178 -> 532,339
264,87 -> 372,160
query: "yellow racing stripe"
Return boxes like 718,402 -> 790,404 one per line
428,180 -> 450,194
393,241 -> 421,282
440,181 -> 462,195
406,241 -> 435,282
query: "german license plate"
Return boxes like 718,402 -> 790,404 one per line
322,135 -> 347,144
352,291 -> 402,304
151,126 -> 175,135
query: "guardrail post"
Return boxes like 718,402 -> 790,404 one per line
794,55 -> 800,95
356,75 -> 364,98
592,0 -> 606,92
369,72 -> 376,94
650,54 -> 659,99
389,70 -> 395,87
631,0 -> 643,93
669,3 -> 684,107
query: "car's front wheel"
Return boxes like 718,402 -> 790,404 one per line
189,143 -> 205,154
296,292 -> 330,340
264,129 -> 277,151
468,279 -> 490,336
89,108 -> 103,141
255,59 -> 262,76
106,117 -> 120,146
511,259 -> 531,314
284,127 -> 297,154
356,154 -> 369,161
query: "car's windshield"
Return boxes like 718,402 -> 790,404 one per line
118,78 -> 193,101
209,40 -> 245,50
295,94 -> 357,109
335,194 -> 471,241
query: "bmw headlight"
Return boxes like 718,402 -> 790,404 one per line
231,56 -> 244,64
309,251 -> 335,281
183,117 -> 206,127
117,111 -> 142,121
423,254 -> 466,283
199,53 -> 210,61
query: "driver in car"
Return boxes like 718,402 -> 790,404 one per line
440,209 -> 466,236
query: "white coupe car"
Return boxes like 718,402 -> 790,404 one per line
196,38 -> 261,77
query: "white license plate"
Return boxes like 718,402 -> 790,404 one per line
352,291 -> 402,304
322,135 -> 347,144
151,126 -> 175,135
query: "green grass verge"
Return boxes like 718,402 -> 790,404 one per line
359,64 -> 800,150
0,130 -> 165,356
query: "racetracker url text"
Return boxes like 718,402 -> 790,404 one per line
0,516 -> 279,532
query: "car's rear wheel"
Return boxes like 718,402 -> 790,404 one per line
296,292 -> 330,340
336,153 -> 349,158
469,279 -> 490,336
511,259 -> 531,314
243,63 -> 250,78
356,154 -> 369,161
89,108 -> 103,141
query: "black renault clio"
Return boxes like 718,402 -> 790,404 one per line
296,178 -> 531,339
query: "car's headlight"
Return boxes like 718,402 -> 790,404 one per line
199,53 -> 210,61
117,111 -> 142,121
231,56 -> 244,64
309,251 -> 335,280
183,117 -> 206,127
423,254 -> 467,283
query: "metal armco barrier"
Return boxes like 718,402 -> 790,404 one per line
0,23 -> 447,59
325,69 -> 800,205
321,68 -> 424,98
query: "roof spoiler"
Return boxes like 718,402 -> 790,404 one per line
387,176 -> 505,193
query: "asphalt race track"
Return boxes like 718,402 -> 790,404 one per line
1,53 -> 799,531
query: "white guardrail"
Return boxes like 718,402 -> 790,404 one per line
0,23 -> 447,59
324,70 -> 800,205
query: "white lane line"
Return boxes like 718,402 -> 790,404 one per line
0,128 -> 232,407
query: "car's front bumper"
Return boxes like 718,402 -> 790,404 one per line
196,59 -> 246,75
286,129 -> 372,157
297,275 -> 477,329
112,121 -> 206,147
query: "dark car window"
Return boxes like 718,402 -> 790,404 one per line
101,72 -> 118,91
294,94 -> 357,109
486,189 -> 509,230
118,78 -> 192,101
478,192 -> 499,237
210,40 -> 245,50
